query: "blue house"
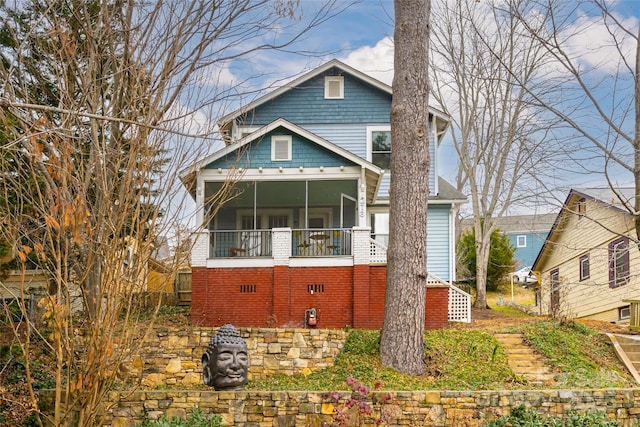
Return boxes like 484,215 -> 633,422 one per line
182,59 -> 469,329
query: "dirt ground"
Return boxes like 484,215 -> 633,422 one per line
462,305 -> 629,335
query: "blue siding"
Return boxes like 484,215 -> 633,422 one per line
303,123 -> 368,158
205,128 -> 357,170
427,204 -> 452,281
241,69 -> 391,125
508,231 -> 550,268
302,123 -> 437,199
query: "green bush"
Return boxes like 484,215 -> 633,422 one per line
485,405 -> 620,426
457,226 -> 515,291
137,409 -> 224,427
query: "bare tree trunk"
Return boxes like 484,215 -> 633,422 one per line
634,26 -> 640,251
380,0 -> 430,376
474,235 -> 491,308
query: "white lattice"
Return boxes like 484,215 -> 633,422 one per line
448,284 -> 472,323
369,238 -> 388,264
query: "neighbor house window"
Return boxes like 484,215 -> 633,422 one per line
367,126 -> 391,170
517,235 -> 527,248
619,306 -> 631,321
579,254 -> 590,281
609,237 -> 629,288
324,76 -> 344,99
550,268 -> 560,312
271,135 -> 292,161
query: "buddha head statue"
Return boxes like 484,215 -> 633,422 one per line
202,324 -> 249,390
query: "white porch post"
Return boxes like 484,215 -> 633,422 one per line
191,232 -> 208,267
192,176 -> 208,267
352,226 -> 371,265
358,179 -> 367,227
272,228 -> 292,265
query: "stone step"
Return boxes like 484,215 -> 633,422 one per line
494,332 -> 555,385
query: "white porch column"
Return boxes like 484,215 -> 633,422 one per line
272,228 -> 292,266
191,176 -> 208,268
191,232 -> 208,267
352,226 -> 371,265
358,179 -> 367,227
195,176 -> 205,227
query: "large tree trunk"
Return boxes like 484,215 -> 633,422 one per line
380,0 -> 431,376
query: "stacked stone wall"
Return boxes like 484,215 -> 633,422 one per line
101,389 -> 640,426
128,327 -> 347,388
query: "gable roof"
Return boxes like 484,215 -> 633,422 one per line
180,118 -> 385,203
461,213 -> 557,235
531,187 -> 635,273
218,59 -> 450,139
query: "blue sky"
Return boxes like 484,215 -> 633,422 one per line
171,0 -> 640,224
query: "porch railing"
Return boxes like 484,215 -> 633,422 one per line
209,230 -> 273,258
208,228 -> 352,258
292,228 -> 352,257
369,238 -> 388,264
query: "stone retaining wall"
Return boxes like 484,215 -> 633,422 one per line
104,389 -> 640,426
129,327 -> 347,388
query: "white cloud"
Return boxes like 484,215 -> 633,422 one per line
563,11 -> 638,74
341,37 -> 395,85
193,63 -> 238,88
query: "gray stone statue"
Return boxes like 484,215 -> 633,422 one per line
202,324 -> 249,390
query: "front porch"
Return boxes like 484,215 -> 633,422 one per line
191,227 -> 471,326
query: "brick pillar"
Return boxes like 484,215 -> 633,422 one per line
352,227 -> 371,328
190,267 -> 208,325
272,228 -> 292,326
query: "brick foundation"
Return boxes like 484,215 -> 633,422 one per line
191,265 -> 450,329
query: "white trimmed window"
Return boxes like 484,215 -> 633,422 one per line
271,135 -> 292,161
516,235 -> 526,248
324,76 -> 344,99
366,126 -> 391,170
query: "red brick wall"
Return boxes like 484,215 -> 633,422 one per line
190,267 -> 274,327
191,265 -> 449,330
287,267 -> 353,329
425,287 -> 450,329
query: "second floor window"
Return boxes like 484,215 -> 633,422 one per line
367,126 -> 391,170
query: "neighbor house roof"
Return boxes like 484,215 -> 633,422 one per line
531,187 -> 635,273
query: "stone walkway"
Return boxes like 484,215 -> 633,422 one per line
493,332 -> 556,385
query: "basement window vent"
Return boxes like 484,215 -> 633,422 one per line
240,284 -> 257,293
307,284 -> 325,294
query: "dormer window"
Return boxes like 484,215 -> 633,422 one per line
324,76 -> 344,99
271,135 -> 292,161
